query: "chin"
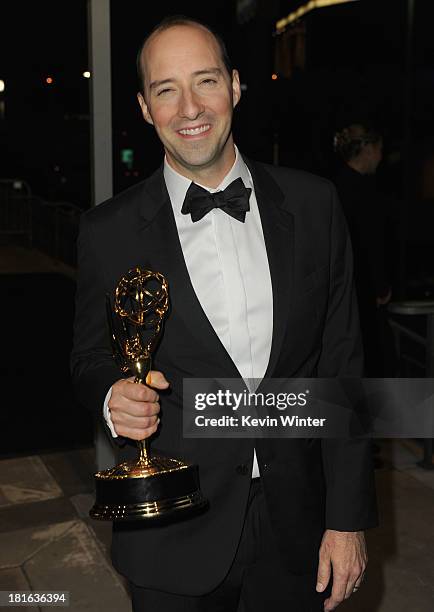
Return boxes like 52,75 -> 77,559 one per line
179,148 -> 219,169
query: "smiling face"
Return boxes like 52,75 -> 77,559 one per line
137,24 -> 241,186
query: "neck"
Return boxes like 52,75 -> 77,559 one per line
348,158 -> 370,175
166,140 -> 236,188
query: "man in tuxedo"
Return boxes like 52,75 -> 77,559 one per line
71,16 -> 377,612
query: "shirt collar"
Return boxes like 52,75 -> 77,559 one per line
163,146 -> 252,217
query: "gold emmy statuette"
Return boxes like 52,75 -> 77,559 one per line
89,267 -> 208,521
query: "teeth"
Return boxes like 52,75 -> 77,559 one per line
179,125 -> 210,136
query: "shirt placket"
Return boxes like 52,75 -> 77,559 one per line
214,210 -> 253,380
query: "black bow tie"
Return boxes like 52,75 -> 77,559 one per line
181,177 -> 251,223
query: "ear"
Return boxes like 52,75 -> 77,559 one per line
231,69 -> 241,109
137,92 -> 154,126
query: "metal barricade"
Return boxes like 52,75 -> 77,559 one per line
388,300 -> 434,468
0,179 -> 33,244
31,200 -> 80,267
0,178 -> 80,269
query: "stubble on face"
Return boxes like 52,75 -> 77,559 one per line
138,24 -> 240,186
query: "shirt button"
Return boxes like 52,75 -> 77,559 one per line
236,464 -> 249,475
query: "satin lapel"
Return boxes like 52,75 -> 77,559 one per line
244,158 -> 294,379
138,166 -> 241,378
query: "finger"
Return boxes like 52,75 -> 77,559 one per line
350,571 -> 365,595
344,573 -> 361,600
324,573 -> 348,612
146,370 -> 170,389
111,411 -> 159,431
344,562 -> 366,599
316,553 -> 331,593
110,394 -> 161,417
120,381 -> 160,403
114,418 -> 160,441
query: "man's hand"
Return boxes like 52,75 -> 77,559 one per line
108,371 -> 169,440
316,529 -> 367,611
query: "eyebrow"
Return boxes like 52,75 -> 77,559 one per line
149,67 -> 223,90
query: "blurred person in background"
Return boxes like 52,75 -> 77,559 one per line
334,123 -> 395,376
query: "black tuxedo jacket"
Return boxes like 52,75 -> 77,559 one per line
71,157 -> 378,595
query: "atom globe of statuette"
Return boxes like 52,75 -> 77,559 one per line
89,267 -> 208,522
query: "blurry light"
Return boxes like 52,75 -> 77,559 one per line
83,71 -> 91,79
121,148 -> 134,170
276,0 -> 359,32
240,83 -> 248,91
272,74 -> 278,80
46,77 -> 53,84
0,80 -> 4,93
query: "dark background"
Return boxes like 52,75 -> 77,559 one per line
1,0 -> 434,453
1,0 -> 433,205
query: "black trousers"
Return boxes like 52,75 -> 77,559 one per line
129,479 -> 329,611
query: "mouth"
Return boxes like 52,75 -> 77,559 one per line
177,124 -> 212,139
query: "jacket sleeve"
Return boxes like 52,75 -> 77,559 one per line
70,213 -> 127,445
318,183 -> 378,531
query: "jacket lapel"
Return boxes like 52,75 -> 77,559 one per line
244,158 -> 294,379
137,166 -> 241,378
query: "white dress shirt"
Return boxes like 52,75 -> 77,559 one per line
104,147 -> 273,478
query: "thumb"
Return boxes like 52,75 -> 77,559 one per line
316,555 -> 331,593
146,370 -> 170,389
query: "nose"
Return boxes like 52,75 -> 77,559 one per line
178,88 -> 204,120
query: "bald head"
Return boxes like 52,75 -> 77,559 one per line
136,16 -> 232,96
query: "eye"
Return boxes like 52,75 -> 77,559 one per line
157,88 -> 174,96
200,78 -> 217,86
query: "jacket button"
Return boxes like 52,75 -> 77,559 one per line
236,464 -> 249,475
